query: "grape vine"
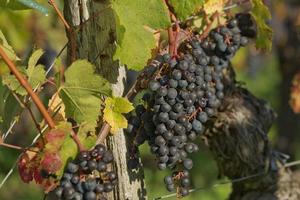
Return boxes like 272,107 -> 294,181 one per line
0,0 -> 275,199
126,13 -> 256,197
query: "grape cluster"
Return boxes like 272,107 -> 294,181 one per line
53,144 -> 117,200
126,13 -> 255,196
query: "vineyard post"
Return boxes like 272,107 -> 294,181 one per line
63,1 -> 147,199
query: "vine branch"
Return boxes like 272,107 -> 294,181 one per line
0,139 -> 39,153
48,0 -> 70,30
48,0 -> 77,63
0,46 -> 55,129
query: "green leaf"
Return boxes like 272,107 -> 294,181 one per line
103,97 -> 133,133
112,0 -> 171,71
250,0 -> 273,51
169,0 -> 205,21
0,79 -> 22,132
2,48 -> 46,96
0,30 -> 19,62
2,65 -> 46,96
57,122 -> 97,178
60,60 -> 111,129
28,49 -> 44,68
0,0 -> 49,15
2,67 -> 26,95
2,90 -> 22,131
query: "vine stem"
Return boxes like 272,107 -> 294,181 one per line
0,46 -> 55,129
48,0 -> 70,30
70,131 -> 85,152
0,140 -> 39,153
48,0 -> 77,63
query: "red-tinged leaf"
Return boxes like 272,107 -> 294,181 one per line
41,178 -> 58,193
45,129 -> 66,143
18,149 -> 40,183
44,129 -> 66,152
34,168 -> 43,184
17,122 -> 73,192
41,152 -> 62,173
18,159 -> 34,183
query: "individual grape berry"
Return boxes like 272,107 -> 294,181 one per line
73,192 -> 82,200
107,172 -> 117,181
84,191 -> 96,200
180,187 -> 189,197
63,187 -> 75,199
183,159 -> 193,170
67,162 -> 79,173
103,151 -> 114,163
87,160 -> 97,171
181,177 -> 190,187
83,179 -> 97,191
197,112 -> 208,123
71,175 -> 80,185
167,88 -> 178,99
78,151 -> 90,162
172,70 -> 182,80
158,162 -> 167,170
166,184 -> 175,192
164,176 -> 173,185
95,184 -> 104,193
63,173 -> 73,180
192,119 -> 203,133
149,80 -> 161,91
54,187 -> 63,198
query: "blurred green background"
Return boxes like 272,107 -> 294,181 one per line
1,1 -> 300,200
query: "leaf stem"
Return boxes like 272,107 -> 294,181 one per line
70,130 -> 85,152
0,46 -> 55,129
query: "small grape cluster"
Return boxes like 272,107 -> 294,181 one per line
126,13 -> 255,197
53,144 -> 117,200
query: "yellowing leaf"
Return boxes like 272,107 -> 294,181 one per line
250,0 -> 273,51
203,0 -> 225,15
103,97 -> 134,134
106,96 -> 134,113
48,93 -> 66,124
104,110 -> 127,134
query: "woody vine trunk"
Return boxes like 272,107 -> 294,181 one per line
204,68 -> 300,199
63,1 -> 147,200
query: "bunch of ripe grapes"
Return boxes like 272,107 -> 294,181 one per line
126,13 -> 256,196
53,144 -> 117,200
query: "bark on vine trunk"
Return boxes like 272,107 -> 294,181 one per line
63,1 -> 147,200
204,69 -> 300,199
